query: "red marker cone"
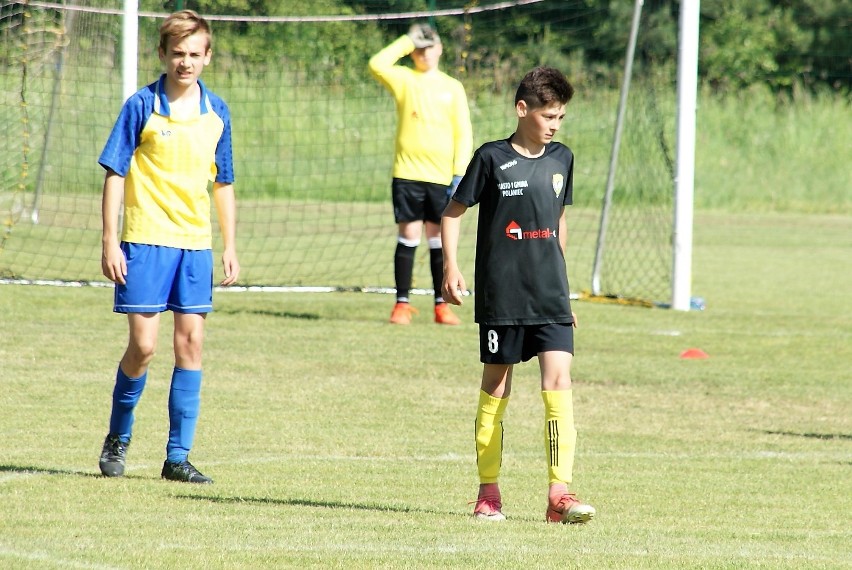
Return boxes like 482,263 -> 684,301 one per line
680,348 -> 709,359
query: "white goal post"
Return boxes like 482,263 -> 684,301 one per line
672,0 -> 700,311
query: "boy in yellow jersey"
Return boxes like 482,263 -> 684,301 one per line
97,10 -> 239,484
369,23 -> 473,325
441,67 -> 595,523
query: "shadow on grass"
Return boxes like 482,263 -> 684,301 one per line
176,493 -> 466,518
760,430 -> 852,441
0,464 -> 163,482
0,464 -> 102,478
218,308 -> 320,320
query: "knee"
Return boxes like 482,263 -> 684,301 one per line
542,372 -> 572,391
174,330 -> 204,363
125,339 -> 156,368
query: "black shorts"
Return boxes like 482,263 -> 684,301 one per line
479,323 -> 574,364
392,178 -> 450,224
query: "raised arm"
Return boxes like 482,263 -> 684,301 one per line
368,35 -> 415,87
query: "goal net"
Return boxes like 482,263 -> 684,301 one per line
0,0 -> 675,305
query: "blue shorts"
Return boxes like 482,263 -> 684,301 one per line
479,323 -> 574,364
114,243 -> 213,314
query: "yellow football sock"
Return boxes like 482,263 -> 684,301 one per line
475,390 -> 509,484
542,389 -> 577,485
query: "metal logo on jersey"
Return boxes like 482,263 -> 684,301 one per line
552,174 -> 564,197
505,220 -> 556,241
505,221 -> 523,240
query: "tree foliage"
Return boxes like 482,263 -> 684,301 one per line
138,0 -> 851,94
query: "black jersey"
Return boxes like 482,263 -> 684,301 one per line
453,138 -> 574,325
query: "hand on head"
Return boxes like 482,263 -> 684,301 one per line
408,23 -> 437,48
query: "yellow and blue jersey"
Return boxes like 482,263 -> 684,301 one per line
99,75 -> 234,250
369,35 -> 473,185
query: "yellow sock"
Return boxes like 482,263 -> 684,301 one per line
475,390 -> 509,484
542,389 -> 577,485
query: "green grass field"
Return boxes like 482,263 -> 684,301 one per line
1,210 -> 850,569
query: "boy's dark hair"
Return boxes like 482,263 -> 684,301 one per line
159,10 -> 212,53
514,67 -> 574,108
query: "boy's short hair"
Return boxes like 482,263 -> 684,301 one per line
514,67 -> 574,109
159,10 -> 212,52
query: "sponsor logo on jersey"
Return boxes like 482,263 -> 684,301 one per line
498,180 -> 528,197
499,159 -> 518,171
552,173 -> 563,197
505,220 -> 556,241
160,129 -> 173,137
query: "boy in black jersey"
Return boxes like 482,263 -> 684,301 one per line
441,67 -> 595,524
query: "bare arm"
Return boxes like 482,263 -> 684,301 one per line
559,207 -> 578,327
213,182 -> 240,286
101,170 -> 126,284
440,199 -> 469,305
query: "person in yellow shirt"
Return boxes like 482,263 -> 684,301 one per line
97,10 -> 239,484
369,23 -> 473,325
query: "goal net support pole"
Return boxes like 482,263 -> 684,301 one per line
591,0 -> 644,298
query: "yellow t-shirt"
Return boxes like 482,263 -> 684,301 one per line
99,75 -> 234,250
369,35 -> 473,185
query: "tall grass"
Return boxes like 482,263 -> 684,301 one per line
695,86 -> 851,213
